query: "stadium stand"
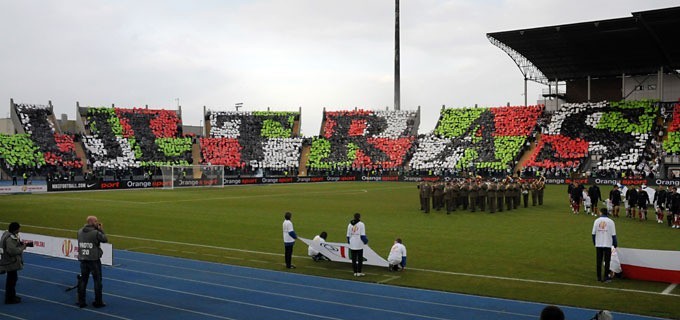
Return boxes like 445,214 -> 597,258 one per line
525,100 -> 657,178
409,105 -> 543,177
307,109 -> 418,174
202,111 -> 302,175
12,103 -> 82,179
81,106 -> 191,175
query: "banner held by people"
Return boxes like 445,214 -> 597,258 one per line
299,237 -> 388,267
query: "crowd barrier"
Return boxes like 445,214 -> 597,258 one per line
21,232 -> 113,266
41,175 -> 680,192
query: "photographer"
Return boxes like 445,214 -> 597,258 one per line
0,222 -> 32,304
77,216 -> 108,308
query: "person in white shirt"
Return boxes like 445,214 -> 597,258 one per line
346,213 -> 368,277
387,238 -> 407,271
582,190 -> 592,216
308,232 -> 328,261
592,208 -> 618,282
282,212 -> 297,269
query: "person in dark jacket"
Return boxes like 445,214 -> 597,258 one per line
609,185 -> 622,218
569,182 -> 583,214
637,186 -> 650,221
77,216 -> 109,308
0,222 -> 32,304
625,186 -> 638,218
654,186 -> 667,224
588,184 -> 602,214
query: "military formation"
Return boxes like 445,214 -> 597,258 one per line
417,177 -> 545,214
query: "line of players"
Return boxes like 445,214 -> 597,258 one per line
417,177 -> 546,214
568,181 -> 680,228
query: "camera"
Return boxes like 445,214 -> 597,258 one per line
25,241 -> 34,247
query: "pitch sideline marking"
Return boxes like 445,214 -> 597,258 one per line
11,223 -> 680,299
661,283 -> 677,295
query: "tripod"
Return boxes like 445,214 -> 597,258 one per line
65,274 -> 82,292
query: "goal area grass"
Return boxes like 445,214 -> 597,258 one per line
2,182 -> 677,318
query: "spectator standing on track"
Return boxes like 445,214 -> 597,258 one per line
387,238 -> 407,272
539,305 -> 565,320
308,231 -> 329,262
77,216 -> 108,308
592,208 -> 617,283
282,212 -> 297,269
1,222 -> 32,304
609,185 -> 621,218
347,213 -> 368,277
588,184 -> 602,215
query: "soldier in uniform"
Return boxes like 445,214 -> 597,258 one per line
503,180 -> 513,211
448,182 -> 459,213
478,179 -> 487,212
468,180 -> 479,212
418,182 -> 433,213
417,181 -> 426,211
513,181 -> 521,210
496,181 -> 505,212
521,181 -> 530,208
536,177 -> 546,205
433,182 -> 444,211
460,180 -> 469,211
487,181 -> 497,213
530,180 -> 539,206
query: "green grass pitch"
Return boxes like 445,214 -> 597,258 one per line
1,182 -> 678,318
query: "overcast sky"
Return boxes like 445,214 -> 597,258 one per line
0,0 -> 675,135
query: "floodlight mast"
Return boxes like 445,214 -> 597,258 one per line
394,0 -> 401,111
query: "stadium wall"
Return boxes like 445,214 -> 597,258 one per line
43,175 -> 680,192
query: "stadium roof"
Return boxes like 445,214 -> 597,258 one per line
487,6 -> 680,84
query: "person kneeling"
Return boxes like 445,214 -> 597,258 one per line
308,232 -> 329,262
387,238 -> 407,272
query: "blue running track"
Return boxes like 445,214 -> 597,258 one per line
0,250 -> 669,320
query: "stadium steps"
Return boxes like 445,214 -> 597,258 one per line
74,141 -> 88,174
191,142 -> 202,166
298,145 -> 311,176
515,133 -> 541,172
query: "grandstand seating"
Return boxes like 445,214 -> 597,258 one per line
202,111 -> 301,173
308,109 -> 418,172
663,103 -> 680,154
525,100 -> 656,172
14,103 -> 82,171
409,105 -> 543,174
82,107 -> 191,171
0,134 -> 45,169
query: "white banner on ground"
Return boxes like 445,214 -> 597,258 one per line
0,185 -> 47,194
617,247 -> 680,283
20,232 -> 113,266
299,237 -> 388,267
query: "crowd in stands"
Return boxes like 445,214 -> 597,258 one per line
10,103 -> 82,179
526,100 -> 660,179
307,109 -> 418,175
409,105 -> 543,177
203,111 -> 301,176
5,100 -> 680,182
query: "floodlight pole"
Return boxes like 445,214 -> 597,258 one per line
394,0 -> 401,111
524,77 -> 528,107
